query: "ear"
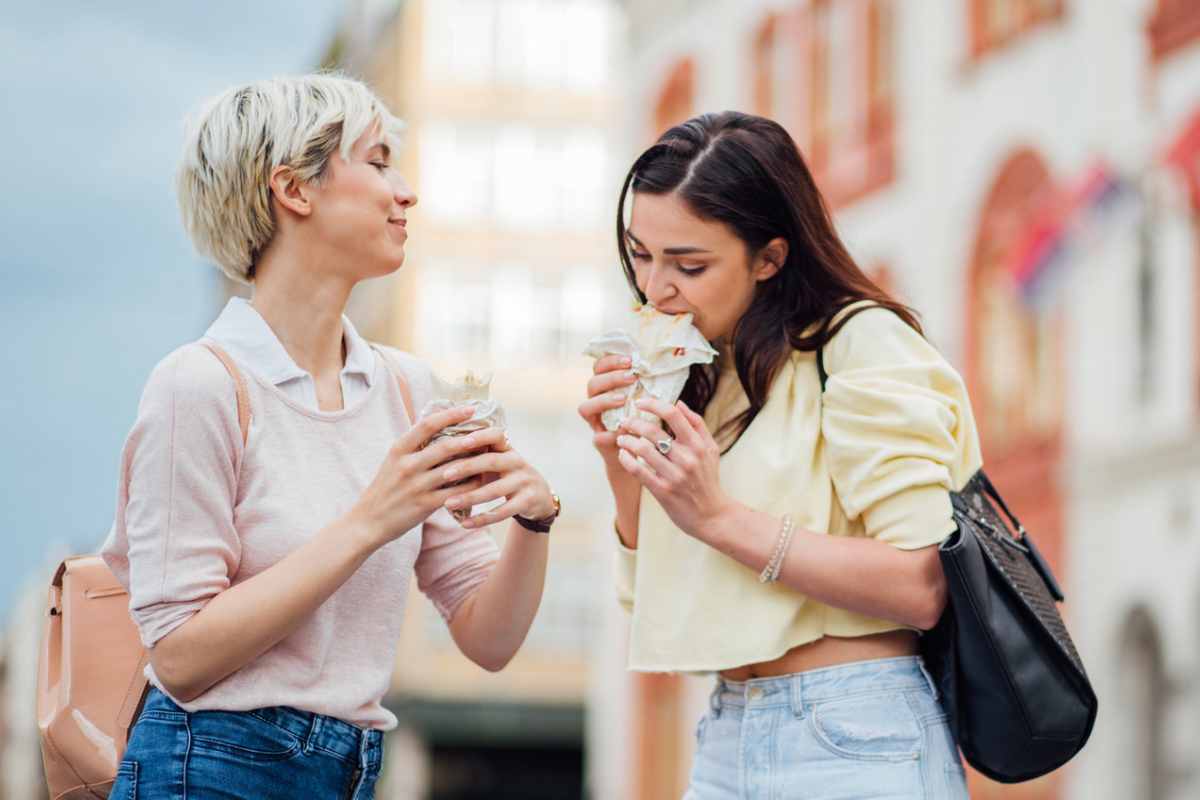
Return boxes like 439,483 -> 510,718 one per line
267,165 -> 312,218
754,237 -> 788,282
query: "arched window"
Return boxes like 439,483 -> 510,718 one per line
1147,0 -> 1200,62
650,58 -> 695,141
1117,608 -> 1168,800
745,2 -> 894,209
964,149 -> 1066,592
968,0 -> 1065,60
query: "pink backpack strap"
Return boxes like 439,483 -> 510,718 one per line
199,340 -> 251,446
370,344 -> 416,423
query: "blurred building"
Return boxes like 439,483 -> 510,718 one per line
332,1 -> 624,798
616,1 -> 1200,799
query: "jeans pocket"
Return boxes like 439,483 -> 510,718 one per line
189,710 -> 303,763
808,691 -> 923,762
112,759 -> 138,800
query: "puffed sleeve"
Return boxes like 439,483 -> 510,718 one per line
820,308 -> 982,549
379,346 -> 501,622
614,527 -> 636,614
99,345 -> 244,648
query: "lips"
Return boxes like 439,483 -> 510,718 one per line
387,218 -> 406,227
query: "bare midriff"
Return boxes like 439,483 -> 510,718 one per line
718,629 -> 920,681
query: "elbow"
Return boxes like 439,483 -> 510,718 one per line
913,575 -> 948,632
475,651 -> 516,673
149,638 -> 207,704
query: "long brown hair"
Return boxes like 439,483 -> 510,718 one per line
617,111 -> 921,450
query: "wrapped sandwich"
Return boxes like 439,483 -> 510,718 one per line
584,304 -> 718,430
417,371 -> 507,521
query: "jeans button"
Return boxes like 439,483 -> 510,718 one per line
748,686 -> 764,701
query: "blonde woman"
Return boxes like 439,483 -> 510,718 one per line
101,74 -> 559,799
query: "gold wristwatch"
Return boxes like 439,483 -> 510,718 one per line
514,492 -> 561,534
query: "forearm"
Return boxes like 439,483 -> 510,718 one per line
448,520 -> 548,671
703,504 -> 946,630
152,513 -> 380,702
607,461 -> 641,549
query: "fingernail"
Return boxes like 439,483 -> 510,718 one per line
625,370 -> 638,379
444,467 -> 459,481
616,435 -> 630,447
445,497 -> 461,508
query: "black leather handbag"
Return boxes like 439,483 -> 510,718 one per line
918,470 -> 1098,782
815,314 -> 1098,783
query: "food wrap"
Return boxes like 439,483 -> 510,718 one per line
417,371 -> 507,521
583,305 -> 718,431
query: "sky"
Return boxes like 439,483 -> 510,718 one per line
0,2 -> 348,613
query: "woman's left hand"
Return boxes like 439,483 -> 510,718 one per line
439,432 -> 556,530
615,398 -> 734,543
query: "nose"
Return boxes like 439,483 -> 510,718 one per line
391,171 -> 418,209
641,261 -> 676,307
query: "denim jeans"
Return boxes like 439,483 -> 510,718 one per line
110,688 -> 383,800
683,656 -> 969,800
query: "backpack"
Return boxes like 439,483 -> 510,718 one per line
37,342 -> 250,799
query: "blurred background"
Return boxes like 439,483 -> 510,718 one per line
2,0 -> 1199,798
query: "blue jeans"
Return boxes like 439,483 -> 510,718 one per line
684,656 -> 969,799
110,688 -> 383,799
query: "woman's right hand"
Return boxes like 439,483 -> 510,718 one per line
578,355 -> 644,547
578,354 -> 637,466
349,406 -> 499,546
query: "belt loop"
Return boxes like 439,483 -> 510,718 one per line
789,674 -> 805,719
303,715 -> 322,755
709,679 -> 724,719
917,658 -> 940,702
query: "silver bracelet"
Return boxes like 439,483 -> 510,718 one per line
758,514 -> 795,584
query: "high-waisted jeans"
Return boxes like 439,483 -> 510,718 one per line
110,687 -> 383,799
683,656 -> 969,799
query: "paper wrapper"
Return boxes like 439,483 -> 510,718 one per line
583,305 -> 718,430
417,371 -> 507,522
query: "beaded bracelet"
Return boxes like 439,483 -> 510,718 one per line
758,514 -> 795,583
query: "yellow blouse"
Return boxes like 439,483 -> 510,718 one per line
615,304 -> 984,673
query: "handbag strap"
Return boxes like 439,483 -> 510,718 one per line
199,340 -> 250,447
976,470 -> 1027,537
814,301 -> 882,392
369,344 -> 416,423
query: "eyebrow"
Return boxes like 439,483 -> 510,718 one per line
625,230 -> 713,256
368,141 -> 391,160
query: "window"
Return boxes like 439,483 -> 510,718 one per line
423,0 -> 610,90
422,122 -> 607,229
968,0 -> 1064,60
417,269 -> 607,363
1147,0 -> 1200,62
419,122 -> 494,221
424,0 -> 497,83
749,1 -> 895,209
651,58 -> 695,140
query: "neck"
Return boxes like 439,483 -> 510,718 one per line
248,236 -> 354,380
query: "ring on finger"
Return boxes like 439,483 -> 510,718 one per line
655,438 -> 673,457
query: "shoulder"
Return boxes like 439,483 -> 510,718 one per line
139,342 -> 240,420
824,304 -> 943,375
370,344 -> 436,408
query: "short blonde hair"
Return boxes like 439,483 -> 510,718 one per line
177,73 -> 403,284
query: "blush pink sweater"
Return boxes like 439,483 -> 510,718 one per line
100,341 -> 499,730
